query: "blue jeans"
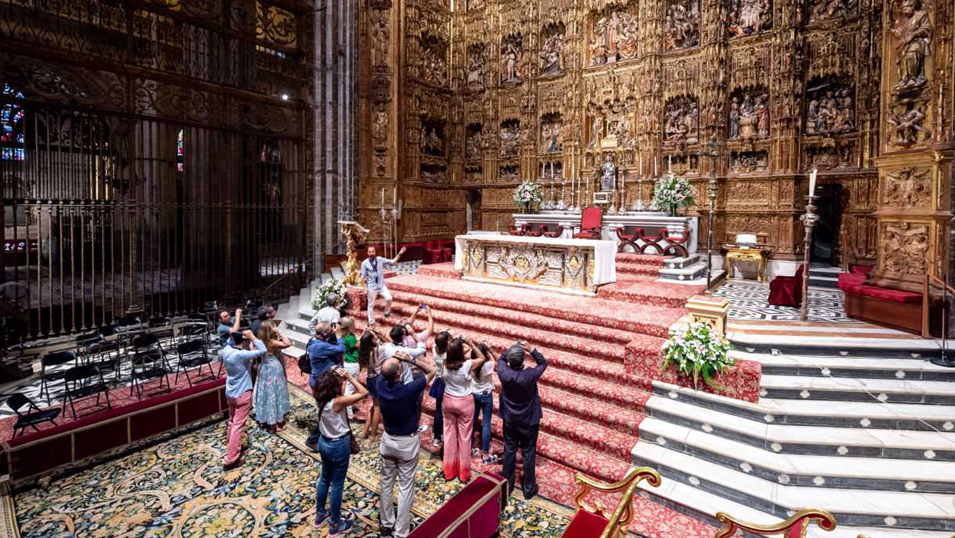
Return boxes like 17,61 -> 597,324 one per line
472,391 -> 493,453
316,435 -> 352,523
433,388 -> 444,441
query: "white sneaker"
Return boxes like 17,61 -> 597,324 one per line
417,424 -> 428,434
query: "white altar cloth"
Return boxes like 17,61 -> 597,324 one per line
454,233 -> 616,294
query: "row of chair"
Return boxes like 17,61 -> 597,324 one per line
507,223 -> 564,238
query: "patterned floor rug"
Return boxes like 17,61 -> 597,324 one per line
10,386 -> 575,538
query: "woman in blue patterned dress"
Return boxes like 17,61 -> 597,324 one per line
254,321 -> 292,432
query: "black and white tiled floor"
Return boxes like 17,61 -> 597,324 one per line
713,280 -> 860,323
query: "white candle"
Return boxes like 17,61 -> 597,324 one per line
654,157 -> 658,176
668,154 -> 672,171
639,155 -> 644,176
393,184 -> 397,205
381,189 -> 384,206
809,168 -> 817,198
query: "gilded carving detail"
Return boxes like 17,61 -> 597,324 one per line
881,222 -> 929,275
883,167 -> 930,208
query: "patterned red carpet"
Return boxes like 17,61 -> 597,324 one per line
340,253 -> 717,538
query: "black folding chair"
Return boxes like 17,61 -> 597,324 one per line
62,365 -> 112,418
129,349 -> 171,400
7,393 -> 61,437
39,350 -> 77,401
87,339 -> 123,382
175,339 -> 219,386
177,321 -> 209,347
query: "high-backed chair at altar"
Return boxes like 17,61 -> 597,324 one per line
423,240 -> 444,264
714,509 -> 836,538
615,226 -> 642,253
573,206 -> 603,240
768,264 -> 805,307
540,224 -> 564,238
559,467 -> 661,538
508,223 -> 531,236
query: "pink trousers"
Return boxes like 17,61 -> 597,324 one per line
442,393 -> 475,482
225,390 -> 253,465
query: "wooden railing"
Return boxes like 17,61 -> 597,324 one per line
922,273 -> 955,337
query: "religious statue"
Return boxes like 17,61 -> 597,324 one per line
755,94 -> 769,138
664,96 -> 699,144
728,0 -> 772,37
467,45 -> 486,92
501,35 -> 524,84
664,0 -> 701,51
370,10 -> 390,68
806,83 -> 854,135
540,30 -> 565,77
338,221 -> 370,286
599,154 -> 616,192
588,116 -> 604,148
420,38 -> 448,87
890,0 -> 932,92
728,97 -> 740,138
888,105 -> 929,146
500,122 -> 520,159
589,10 -> 638,66
810,0 -> 858,23
614,116 -> 634,147
465,129 -> 483,161
372,108 -> 388,147
541,120 -> 563,153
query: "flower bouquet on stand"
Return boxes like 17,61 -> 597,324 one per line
660,321 -> 734,391
651,172 -> 695,216
513,181 -> 544,214
312,277 -> 348,311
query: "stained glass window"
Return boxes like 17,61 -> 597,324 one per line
1,84 -> 25,161
176,128 -> 184,172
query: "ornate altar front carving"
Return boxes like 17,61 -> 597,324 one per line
455,235 -> 616,295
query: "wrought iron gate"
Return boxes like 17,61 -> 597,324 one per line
1,0 -> 313,342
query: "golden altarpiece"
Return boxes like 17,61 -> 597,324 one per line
357,0 -> 953,289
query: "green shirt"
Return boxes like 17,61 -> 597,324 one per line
343,333 -> 359,364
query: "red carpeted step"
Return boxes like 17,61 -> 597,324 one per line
388,289 -> 647,343
615,252 -> 667,266
616,262 -> 662,277
384,274 -> 682,336
417,262 -> 462,279
597,274 -> 704,307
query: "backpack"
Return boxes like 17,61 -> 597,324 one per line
299,338 -> 316,374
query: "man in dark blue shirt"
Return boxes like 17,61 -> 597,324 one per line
498,341 -> 547,500
376,352 -> 435,538
305,322 -> 347,449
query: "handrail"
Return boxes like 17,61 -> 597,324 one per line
922,273 -> 955,337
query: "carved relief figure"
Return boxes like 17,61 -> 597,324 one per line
540,24 -> 566,77
465,125 -> 483,161
884,167 -> 929,207
882,222 -> 928,275
540,113 -> 563,153
613,115 -> 635,147
589,9 -> 639,66
422,123 -> 444,157
599,154 -> 616,191
501,35 -> 524,85
664,96 -> 699,144
370,10 -> 390,68
372,107 -> 388,148
467,44 -> 486,92
420,36 -> 448,87
888,105 -> 929,146
890,0 -> 932,92
588,116 -> 604,148
806,82 -> 855,135
731,150 -> 769,173
468,0 -> 485,10
728,0 -> 772,38
664,0 -> 700,52
809,0 -> 858,23
500,120 -> 520,159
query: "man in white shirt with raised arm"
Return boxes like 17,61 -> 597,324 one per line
360,246 -> 406,325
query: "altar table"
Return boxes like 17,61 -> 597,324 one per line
454,233 -> 616,295
513,212 -> 698,254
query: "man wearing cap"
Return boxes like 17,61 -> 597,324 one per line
497,341 -> 547,500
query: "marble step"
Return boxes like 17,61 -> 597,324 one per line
737,351 -> 955,382
631,441 -> 955,531
663,254 -> 701,270
729,333 -> 946,359
639,454 -> 951,538
645,392 -> 955,461
760,374 -> 955,406
659,261 -> 706,282
651,381 -> 955,434
808,275 -> 840,289
639,416 -> 955,494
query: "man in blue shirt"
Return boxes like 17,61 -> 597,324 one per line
360,246 -> 406,325
305,322 -> 347,448
220,329 -> 266,469
498,341 -> 547,500
376,352 -> 436,538
217,308 -> 242,346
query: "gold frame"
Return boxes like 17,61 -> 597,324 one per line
572,466 -> 662,538
714,509 -> 837,538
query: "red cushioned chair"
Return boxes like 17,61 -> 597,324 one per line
663,227 -> 692,258
524,224 -> 544,237
615,226 -> 641,253
768,264 -> 805,307
540,224 -> 564,238
638,227 -> 665,254
561,467 -> 661,538
573,206 -> 603,239
440,240 -> 454,262
423,241 -> 443,264
508,223 -> 531,236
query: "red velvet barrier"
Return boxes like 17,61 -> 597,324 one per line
2,378 -> 226,480
408,473 -> 505,538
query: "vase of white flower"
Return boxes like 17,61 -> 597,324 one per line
651,172 -> 695,217
513,181 -> 544,214
660,322 -> 734,391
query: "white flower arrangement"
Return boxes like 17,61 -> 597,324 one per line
312,278 -> 348,310
513,181 -> 544,210
660,321 -> 734,391
651,172 -> 695,215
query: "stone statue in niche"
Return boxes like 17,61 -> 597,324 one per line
731,90 -> 770,139
731,150 -> 769,173
809,0 -> 858,23
728,0 -> 772,38
501,35 -> 524,85
588,116 -> 604,148
806,83 -> 854,135
589,10 -> 639,66
374,153 -> 387,176
613,116 -> 634,147
370,10 -> 390,68
664,0 -> 700,51
890,0 -> 932,93
888,104 -> 929,146
420,37 -> 448,87
372,107 -> 388,148
465,128 -> 483,161
540,118 -> 563,153
500,122 -> 520,159
664,97 -> 699,144
540,26 -> 565,77
467,45 -> 486,92
728,97 -> 740,138
422,125 -> 444,156
599,154 -> 616,191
